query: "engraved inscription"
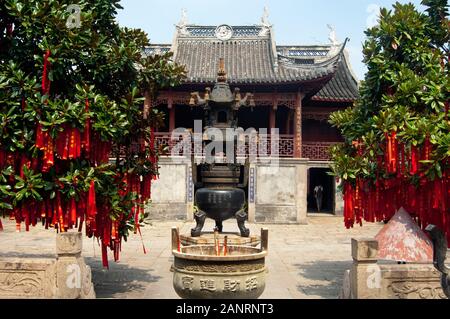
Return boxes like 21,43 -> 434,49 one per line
200,279 -> 217,292
245,277 -> 258,291
181,276 -> 194,291
223,279 -> 241,293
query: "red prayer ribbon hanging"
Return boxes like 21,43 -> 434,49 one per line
2,50 -> 157,264
42,50 -> 51,96
343,138 -> 450,246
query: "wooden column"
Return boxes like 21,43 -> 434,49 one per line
168,97 -> 175,132
294,92 -> 304,158
270,98 -> 277,130
143,91 -> 151,120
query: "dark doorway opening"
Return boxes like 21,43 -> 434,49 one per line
307,168 -> 334,213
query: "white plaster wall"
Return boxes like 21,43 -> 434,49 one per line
256,166 -> 296,206
151,163 -> 187,203
255,159 -> 309,224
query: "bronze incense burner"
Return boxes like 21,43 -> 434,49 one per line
189,59 -> 255,238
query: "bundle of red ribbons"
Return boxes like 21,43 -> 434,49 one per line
0,49 -> 158,268
343,133 -> 450,246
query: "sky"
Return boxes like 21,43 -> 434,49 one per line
116,0 -> 425,80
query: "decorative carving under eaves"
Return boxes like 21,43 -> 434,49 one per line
302,111 -> 331,122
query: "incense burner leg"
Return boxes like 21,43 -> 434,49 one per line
191,210 -> 207,237
236,209 -> 250,238
215,220 -> 223,233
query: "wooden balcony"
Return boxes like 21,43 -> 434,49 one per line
150,132 -> 338,162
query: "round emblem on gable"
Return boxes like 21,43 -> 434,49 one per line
215,25 -> 233,41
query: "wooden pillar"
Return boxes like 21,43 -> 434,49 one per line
168,97 -> 175,132
294,92 -> 304,158
143,91 -> 151,120
270,99 -> 277,130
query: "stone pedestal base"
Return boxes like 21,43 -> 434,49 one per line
339,238 -> 446,299
0,232 -> 95,299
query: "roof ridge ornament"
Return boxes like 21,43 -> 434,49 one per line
176,8 -> 189,36
215,25 -> 233,41
259,6 -> 272,36
327,24 -> 343,57
327,24 -> 340,46
261,6 -> 271,27
217,58 -> 227,82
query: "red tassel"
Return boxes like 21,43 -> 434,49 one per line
87,181 -> 97,232
56,192 -> 64,231
0,219 -> 3,231
42,50 -> 51,95
0,149 -> 5,169
69,197 -> 77,226
423,136 -> 432,161
385,132 -> 397,174
410,145 -> 419,175
82,100 -> 91,154
344,182 -> 355,229
101,243 -> 109,269
42,137 -> 54,173
36,123 -> 45,150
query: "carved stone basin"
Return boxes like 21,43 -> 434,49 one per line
172,228 -> 268,299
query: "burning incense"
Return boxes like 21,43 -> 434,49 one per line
177,227 -> 181,252
214,229 -> 219,256
223,236 -> 228,256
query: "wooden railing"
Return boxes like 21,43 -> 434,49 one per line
302,142 -> 337,161
152,132 -> 337,161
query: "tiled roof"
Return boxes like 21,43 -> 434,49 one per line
145,25 -> 359,101
312,53 -> 359,102
174,38 -> 341,84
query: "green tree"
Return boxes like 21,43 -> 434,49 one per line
329,1 -> 449,242
0,0 -> 185,267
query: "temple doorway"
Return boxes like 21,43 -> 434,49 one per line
307,168 -> 334,214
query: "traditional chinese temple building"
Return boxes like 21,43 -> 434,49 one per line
145,11 -> 359,224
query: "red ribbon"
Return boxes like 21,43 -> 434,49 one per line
6,23 -> 13,37
87,181 -> 97,228
42,50 -> 51,95
82,100 -> 91,154
344,182 -> 355,229
385,132 -> 397,174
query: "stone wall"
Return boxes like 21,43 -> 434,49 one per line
252,158 -> 308,224
145,157 -> 192,221
146,157 -> 312,224
340,238 -> 447,299
0,233 -> 95,299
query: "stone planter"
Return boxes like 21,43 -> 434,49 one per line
172,228 -> 268,299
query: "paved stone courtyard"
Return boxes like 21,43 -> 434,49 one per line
0,216 -> 383,299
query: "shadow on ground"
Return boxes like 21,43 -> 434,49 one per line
85,257 -> 162,298
294,260 -> 351,299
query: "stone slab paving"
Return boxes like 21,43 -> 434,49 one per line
0,216 -> 383,299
